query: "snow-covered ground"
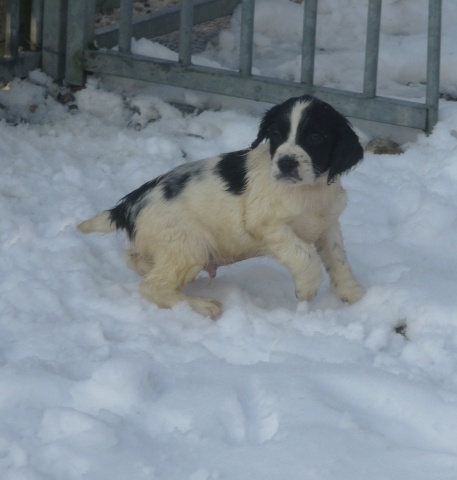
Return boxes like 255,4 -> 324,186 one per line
1,1 -> 457,479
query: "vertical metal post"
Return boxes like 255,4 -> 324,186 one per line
85,0 -> 96,48
301,0 -> 317,85
65,0 -> 88,85
5,0 -> 20,58
239,0 -> 254,75
179,0 -> 194,66
42,0 -> 68,81
426,0 -> 442,133
363,0 -> 382,97
30,0 -> 44,51
119,0 -> 133,54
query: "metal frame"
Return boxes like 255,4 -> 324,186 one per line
1,0 -> 443,133
65,0 -> 442,132
42,0 -> 68,80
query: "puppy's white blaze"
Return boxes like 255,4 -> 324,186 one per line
287,100 -> 311,144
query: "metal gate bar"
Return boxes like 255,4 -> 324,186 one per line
239,0 -> 254,75
5,0 -> 20,58
64,0 -> 442,133
82,51 -> 428,124
119,0 -> 133,54
179,0 -> 194,65
301,0 -> 317,85
426,0 -> 442,131
42,0 -> 69,80
363,0 -> 382,97
30,0 -> 44,50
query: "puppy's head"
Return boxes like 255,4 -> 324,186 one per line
251,95 -> 363,184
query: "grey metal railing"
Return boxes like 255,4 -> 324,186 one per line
3,0 -> 443,133
65,0 -> 442,133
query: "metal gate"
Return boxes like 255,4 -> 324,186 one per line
2,0 -> 443,133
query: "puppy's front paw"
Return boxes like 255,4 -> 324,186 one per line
188,296 -> 222,320
337,282 -> 365,304
295,262 -> 323,302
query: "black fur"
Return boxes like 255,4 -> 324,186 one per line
215,149 -> 249,195
327,120 -> 364,183
162,171 -> 192,200
109,175 -> 165,239
251,97 -> 297,152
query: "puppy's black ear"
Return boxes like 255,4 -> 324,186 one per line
327,119 -> 364,183
251,104 -> 283,149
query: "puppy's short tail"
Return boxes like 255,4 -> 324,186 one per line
77,211 -> 115,234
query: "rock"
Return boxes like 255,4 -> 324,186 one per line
365,139 -> 404,155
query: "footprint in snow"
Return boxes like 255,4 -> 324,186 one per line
221,378 -> 279,445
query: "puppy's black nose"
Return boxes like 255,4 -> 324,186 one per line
277,156 -> 299,174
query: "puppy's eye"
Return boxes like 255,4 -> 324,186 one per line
268,128 -> 282,142
308,133 -> 324,144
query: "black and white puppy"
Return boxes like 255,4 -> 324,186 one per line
78,95 -> 364,319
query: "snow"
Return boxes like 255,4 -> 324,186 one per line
1,0 -> 457,478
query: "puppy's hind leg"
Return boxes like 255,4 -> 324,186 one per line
126,249 -> 154,276
139,253 -> 222,320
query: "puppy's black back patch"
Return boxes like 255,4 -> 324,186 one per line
215,149 -> 249,195
108,163 -> 203,239
109,175 -> 164,239
162,171 -> 192,200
